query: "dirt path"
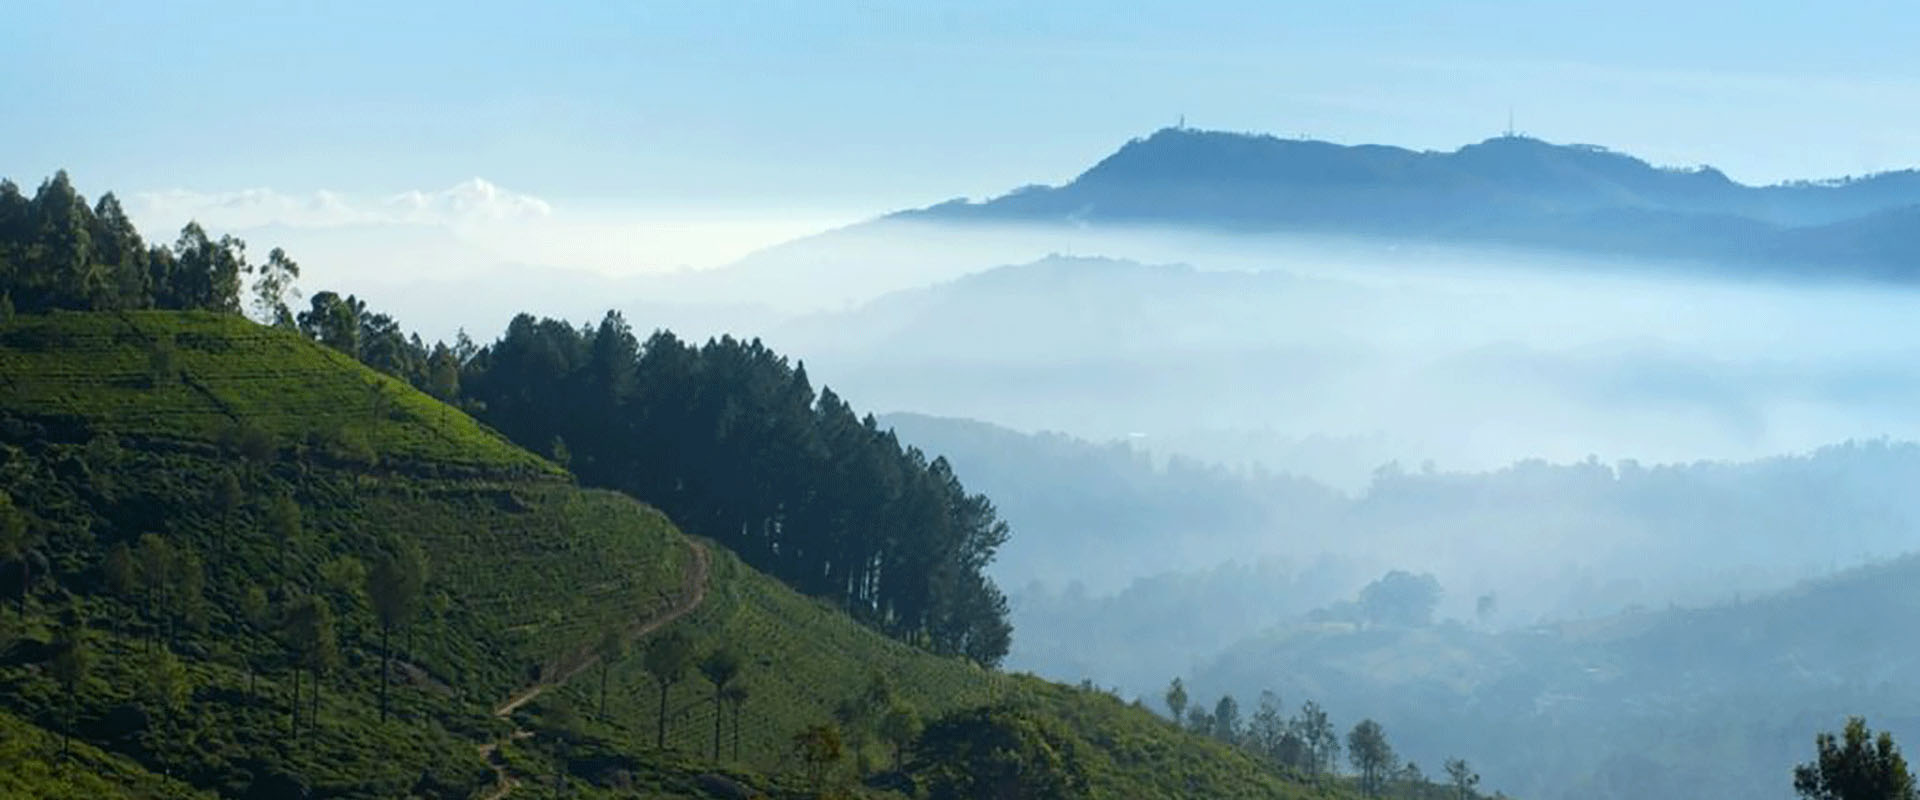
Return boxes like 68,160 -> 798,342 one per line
476,539 -> 712,799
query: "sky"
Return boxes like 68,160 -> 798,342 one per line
5,0 -> 1920,272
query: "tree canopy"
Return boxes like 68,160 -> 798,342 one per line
459,313 -> 1015,664
0,173 -> 284,316
908,705 -> 1091,800
1795,717 -> 1918,800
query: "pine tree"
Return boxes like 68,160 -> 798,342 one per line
1795,717 -> 1918,800
48,623 -> 91,762
367,537 -> 426,723
595,628 -> 626,719
643,630 -> 693,749
699,646 -> 743,759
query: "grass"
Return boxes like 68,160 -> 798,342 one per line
0,310 -> 1349,799
530,545 -> 1354,799
0,708 -> 211,799
0,310 -> 554,475
0,311 -> 686,797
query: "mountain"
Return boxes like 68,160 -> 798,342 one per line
893,128 -> 1920,278
0,310 -> 1349,799
704,129 -> 1920,311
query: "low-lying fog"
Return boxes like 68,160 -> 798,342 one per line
286,215 -> 1920,798
746,223 -> 1920,487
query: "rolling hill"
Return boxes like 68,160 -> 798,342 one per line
1189,554 -> 1920,800
0,309 -> 1355,798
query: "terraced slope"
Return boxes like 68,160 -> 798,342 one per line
0,309 -> 552,474
529,545 -> 1347,799
0,312 -> 685,797
0,311 -> 1350,799
0,709 -> 208,799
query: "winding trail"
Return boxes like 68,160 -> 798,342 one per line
476,539 -> 712,799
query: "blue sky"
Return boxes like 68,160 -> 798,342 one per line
5,1 -> 1919,268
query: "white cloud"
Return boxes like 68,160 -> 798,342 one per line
125,179 -> 863,294
381,178 -> 553,225
132,178 -> 552,232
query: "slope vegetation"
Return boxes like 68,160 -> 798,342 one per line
0,310 -> 1347,798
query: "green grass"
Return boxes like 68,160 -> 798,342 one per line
0,310 -> 1348,799
531,545 -> 1353,799
0,708 -> 210,799
0,310 -> 554,474
553,545 -> 1003,765
0,311 -> 687,797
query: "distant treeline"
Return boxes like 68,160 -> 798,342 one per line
0,172 -> 1013,667
0,172 -> 300,318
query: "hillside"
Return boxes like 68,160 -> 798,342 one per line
0,310 -> 1354,798
1188,554 -> 1920,800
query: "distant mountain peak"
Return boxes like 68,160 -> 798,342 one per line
877,126 -> 1920,279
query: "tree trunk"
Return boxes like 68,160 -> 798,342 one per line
732,703 -> 740,760
599,664 -> 608,719
656,681 -> 669,749
310,664 -> 320,729
713,689 -> 723,759
62,679 -> 75,762
380,623 -> 390,723
290,665 -> 300,736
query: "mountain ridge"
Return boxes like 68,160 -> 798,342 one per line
859,127 -> 1920,280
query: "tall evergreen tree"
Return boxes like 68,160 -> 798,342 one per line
169,222 -> 246,313
48,623 -> 91,762
1795,717 -> 1918,800
643,630 -> 694,749
1348,718 -> 1397,797
594,628 -> 625,720
699,646 -> 742,760
367,537 -> 426,723
285,594 -> 339,732
1444,757 -> 1480,800
0,495 -> 34,614
251,246 -> 300,324
89,193 -> 149,308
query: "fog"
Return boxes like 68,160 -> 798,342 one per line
694,221 -> 1920,799
285,214 -> 1920,613
221,208 -> 1920,799
727,222 -> 1920,486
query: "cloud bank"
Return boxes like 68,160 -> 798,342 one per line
132,178 -> 553,232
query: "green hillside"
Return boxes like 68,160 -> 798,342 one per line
0,310 -> 1348,798
0,708 -> 209,799
0,310 -> 552,475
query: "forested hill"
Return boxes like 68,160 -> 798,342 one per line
0,310 -> 1350,799
887,127 -> 1920,279
0,171 -> 1012,667
0,173 -> 1396,798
